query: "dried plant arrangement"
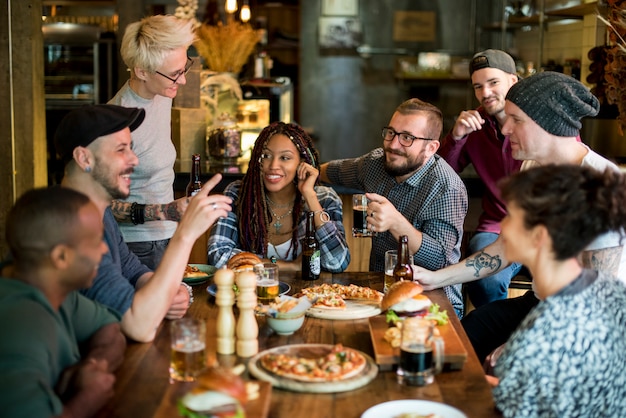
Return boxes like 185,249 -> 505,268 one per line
599,1 -> 626,134
195,21 -> 261,73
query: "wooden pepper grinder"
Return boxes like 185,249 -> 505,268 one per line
214,268 -> 236,355
235,270 -> 259,357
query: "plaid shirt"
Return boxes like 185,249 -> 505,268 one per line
207,181 -> 350,273
326,148 -> 468,315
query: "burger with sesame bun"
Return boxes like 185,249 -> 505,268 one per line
382,281 -> 449,326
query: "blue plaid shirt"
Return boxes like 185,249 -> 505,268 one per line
207,181 -> 350,273
326,148 -> 468,315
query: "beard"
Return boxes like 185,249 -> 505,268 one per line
91,157 -> 132,200
383,147 -> 427,177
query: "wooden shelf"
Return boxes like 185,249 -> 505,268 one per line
507,1 -> 604,26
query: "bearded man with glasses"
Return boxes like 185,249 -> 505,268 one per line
108,15 -> 197,269
320,98 -> 468,317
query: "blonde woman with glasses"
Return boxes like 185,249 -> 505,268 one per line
108,15 -> 197,269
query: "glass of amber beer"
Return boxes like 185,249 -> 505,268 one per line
254,263 -> 280,304
169,318 -> 206,382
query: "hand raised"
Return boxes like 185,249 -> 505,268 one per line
451,110 -> 485,140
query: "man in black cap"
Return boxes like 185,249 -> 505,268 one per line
55,104 -> 232,342
438,49 -> 522,308
415,72 -> 624,362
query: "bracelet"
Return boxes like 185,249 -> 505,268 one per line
181,282 -> 194,306
130,202 -> 146,225
314,210 -> 331,224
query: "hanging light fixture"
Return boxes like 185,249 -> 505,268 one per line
225,0 -> 238,14
240,0 -> 251,22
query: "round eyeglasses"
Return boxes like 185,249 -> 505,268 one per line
155,56 -> 193,84
381,127 -> 433,147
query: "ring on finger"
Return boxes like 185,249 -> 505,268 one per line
212,203 -> 217,210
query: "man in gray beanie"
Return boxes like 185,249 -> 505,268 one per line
415,71 -> 625,362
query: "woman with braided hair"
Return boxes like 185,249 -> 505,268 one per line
208,122 -> 350,272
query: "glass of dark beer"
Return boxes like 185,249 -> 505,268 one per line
396,317 -> 444,386
352,194 -> 375,237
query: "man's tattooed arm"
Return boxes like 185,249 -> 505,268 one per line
110,200 -> 183,223
465,250 -> 503,278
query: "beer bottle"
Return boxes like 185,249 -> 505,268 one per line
302,211 -> 321,280
393,235 -> 413,283
186,154 -> 203,197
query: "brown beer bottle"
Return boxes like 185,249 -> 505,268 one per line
302,211 -> 320,280
186,154 -> 203,197
393,235 -> 413,283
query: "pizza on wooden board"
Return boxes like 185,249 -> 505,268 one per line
259,344 -> 367,382
298,284 -> 383,310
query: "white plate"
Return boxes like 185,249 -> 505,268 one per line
307,300 -> 381,320
361,400 -> 467,418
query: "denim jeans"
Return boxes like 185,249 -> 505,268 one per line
464,232 -> 522,308
127,239 -> 170,270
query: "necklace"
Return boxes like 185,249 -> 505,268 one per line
266,196 -> 294,209
268,205 -> 293,234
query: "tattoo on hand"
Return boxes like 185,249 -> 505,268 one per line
465,251 -> 502,277
164,203 -> 182,222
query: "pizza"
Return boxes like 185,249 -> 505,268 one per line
260,344 -> 367,382
183,265 -> 206,278
298,283 -> 383,310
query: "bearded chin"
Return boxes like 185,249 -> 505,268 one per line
383,154 -> 425,177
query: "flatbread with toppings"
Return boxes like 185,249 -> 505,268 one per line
259,344 -> 367,382
183,264 -> 207,278
298,284 -> 383,310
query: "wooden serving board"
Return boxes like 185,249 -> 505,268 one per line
368,315 -> 467,371
248,344 -> 378,393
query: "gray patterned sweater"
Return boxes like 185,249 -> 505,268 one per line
494,270 -> 626,417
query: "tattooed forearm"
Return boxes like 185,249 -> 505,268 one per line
580,246 -> 622,276
465,250 -> 502,278
163,202 -> 182,222
111,200 -> 132,222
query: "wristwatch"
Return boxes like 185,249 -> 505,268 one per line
270,256 -> 278,264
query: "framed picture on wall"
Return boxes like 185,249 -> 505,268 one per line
319,17 -> 362,49
322,0 -> 359,17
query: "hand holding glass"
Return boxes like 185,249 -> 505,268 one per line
352,194 -> 375,237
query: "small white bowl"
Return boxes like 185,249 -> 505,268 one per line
266,313 -> 305,336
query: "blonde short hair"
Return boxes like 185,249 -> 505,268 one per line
121,15 -> 196,72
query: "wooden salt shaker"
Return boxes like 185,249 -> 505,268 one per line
214,268 -> 236,355
235,270 -> 259,357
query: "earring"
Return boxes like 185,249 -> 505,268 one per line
85,166 -> 92,173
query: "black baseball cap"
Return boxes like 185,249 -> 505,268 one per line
469,49 -> 517,76
54,104 -> 145,164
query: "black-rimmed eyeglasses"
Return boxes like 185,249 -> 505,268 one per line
381,127 -> 433,147
155,56 -> 193,84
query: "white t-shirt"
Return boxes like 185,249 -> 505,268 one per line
522,146 -> 626,282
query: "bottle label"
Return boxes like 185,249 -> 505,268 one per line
189,189 -> 200,197
310,250 -> 321,275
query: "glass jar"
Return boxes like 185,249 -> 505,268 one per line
206,112 -> 242,166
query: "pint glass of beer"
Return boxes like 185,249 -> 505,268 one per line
169,318 -> 206,382
254,263 -> 280,304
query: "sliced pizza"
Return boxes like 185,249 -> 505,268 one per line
298,283 -> 382,310
259,344 -> 366,382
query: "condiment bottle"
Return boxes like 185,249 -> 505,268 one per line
186,153 -> 203,197
393,235 -> 413,283
301,211 -> 320,280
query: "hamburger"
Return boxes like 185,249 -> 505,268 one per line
178,366 -> 247,418
227,252 -> 262,272
381,281 -> 432,325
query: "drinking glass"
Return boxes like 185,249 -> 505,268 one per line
352,194 -> 375,237
397,317 -> 444,386
254,263 -> 280,304
384,250 -> 397,293
169,318 -> 206,382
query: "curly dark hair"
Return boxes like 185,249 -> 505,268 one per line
500,164 -> 626,260
236,122 -> 320,258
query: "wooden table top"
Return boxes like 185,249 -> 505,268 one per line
96,272 -> 501,418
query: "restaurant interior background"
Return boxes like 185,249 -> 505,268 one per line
2,0 -> 626,257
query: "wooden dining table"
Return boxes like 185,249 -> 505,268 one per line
95,271 -> 501,418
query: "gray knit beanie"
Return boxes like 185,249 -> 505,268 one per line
505,71 -> 599,137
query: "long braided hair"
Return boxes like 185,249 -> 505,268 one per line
237,122 -> 320,258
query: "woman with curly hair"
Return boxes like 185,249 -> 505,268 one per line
492,164 -> 626,417
208,122 -> 350,272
